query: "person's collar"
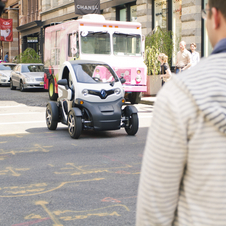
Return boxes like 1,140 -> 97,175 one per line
211,38 -> 226,54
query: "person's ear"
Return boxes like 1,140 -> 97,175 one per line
212,7 -> 220,29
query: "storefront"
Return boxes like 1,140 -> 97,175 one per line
153,0 -> 183,65
202,0 -> 212,57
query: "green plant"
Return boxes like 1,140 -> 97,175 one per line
14,47 -> 42,63
145,26 -> 173,75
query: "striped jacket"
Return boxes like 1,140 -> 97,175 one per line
136,53 -> 226,226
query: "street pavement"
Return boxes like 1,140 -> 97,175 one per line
0,99 -> 155,136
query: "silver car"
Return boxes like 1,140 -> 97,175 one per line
10,63 -> 44,91
0,63 -> 17,86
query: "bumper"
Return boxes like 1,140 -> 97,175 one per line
24,82 -> 44,89
123,85 -> 147,92
76,98 -> 124,131
0,78 -> 10,85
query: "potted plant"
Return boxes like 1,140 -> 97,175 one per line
13,47 -> 42,63
144,26 -> 173,95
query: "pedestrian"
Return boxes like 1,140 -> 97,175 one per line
157,53 -> 171,86
136,0 -> 226,225
175,41 -> 191,73
4,52 -> 8,62
190,42 -> 200,67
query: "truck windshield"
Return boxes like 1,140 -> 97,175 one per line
113,33 -> 141,56
73,64 -> 119,84
80,31 -> 110,55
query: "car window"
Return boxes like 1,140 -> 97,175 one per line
72,64 -> 119,84
0,65 -> 11,70
21,65 -> 44,73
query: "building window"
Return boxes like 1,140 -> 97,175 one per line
172,0 -> 182,65
116,2 -> 137,22
154,0 -> 168,29
202,0 -> 212,57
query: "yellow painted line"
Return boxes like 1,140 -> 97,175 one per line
0,141 -> 7,144
6,167 -> 20,176
53,204 -> 130,216
36,201 -> 63,226
0,178 -> 105,198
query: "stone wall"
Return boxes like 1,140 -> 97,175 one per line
181,0 -> 202,53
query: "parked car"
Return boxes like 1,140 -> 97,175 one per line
46,60 -> 139,139
0,63 -> 17,86
10,63 -> 44,91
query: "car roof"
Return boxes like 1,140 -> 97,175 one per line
0,62 -> 17,65
69,60 -> 108,66
18,63 -> 44,65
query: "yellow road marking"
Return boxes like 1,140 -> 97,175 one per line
36,201 -> 63,226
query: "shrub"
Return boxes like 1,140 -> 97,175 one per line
145,26 -> 173,75
13,47 -> 42,63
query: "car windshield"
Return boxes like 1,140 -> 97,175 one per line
72,64 -> 119,84
21,65 -> 44,73
80,31 -> 110,55
113,33 -> 141,56
0,64 -> 14,70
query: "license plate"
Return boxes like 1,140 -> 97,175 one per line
40,82 -> 44,85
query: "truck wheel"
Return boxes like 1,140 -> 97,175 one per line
68,109 -> 82,139
10,79 -> 16,90
49,78 -> 58,101
46,102 -> 59,130
20,81 -> 24,92
125,113 -> 139,135
129,92 -> 141,104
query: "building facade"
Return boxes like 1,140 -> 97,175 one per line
1,0 -> 211,64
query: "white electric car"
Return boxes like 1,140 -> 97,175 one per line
46,60 -> 139,139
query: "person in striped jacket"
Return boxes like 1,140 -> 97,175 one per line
136,0 -> 226,225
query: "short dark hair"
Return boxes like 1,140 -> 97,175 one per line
208,0 -> 226,20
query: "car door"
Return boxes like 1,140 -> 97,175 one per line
11,65 -> 18,86
14,65 -> 21,87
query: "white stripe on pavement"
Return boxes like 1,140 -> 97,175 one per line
0,121 -> 45,125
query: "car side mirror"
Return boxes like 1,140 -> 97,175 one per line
120,77 -> 126,84
57,79 -> 69,89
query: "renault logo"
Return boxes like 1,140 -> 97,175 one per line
100,89 -> 107,99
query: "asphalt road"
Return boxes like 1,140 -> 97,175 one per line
0,86 -> 153,226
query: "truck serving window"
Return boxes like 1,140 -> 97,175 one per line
113,33 -> 141,56
80,31 -> 110,55
68,33 -> 79,58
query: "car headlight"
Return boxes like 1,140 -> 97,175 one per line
114,88 -> 121,95
0,74 -> 7,77
25,78 -> 30,82
82,89 -> 88,96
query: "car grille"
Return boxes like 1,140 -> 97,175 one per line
35,78 -> 44,81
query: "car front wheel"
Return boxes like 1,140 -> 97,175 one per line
20,81 -> 24,92
68,109 -> 82,139
46,102 -> 59,130
10,79 -> 16,90
125,113 -> 139,135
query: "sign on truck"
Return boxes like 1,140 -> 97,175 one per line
44,14 -> 147,104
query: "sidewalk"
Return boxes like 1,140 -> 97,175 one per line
140,95 -> 157,105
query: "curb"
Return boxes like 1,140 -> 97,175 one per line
140,100 -> 155,105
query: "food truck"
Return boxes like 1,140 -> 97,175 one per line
44,14 -> 147,104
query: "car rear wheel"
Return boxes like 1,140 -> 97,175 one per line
68,109 -> 82,139
125,113 -> 139,135
20,81 -> 24,92
10,79 -> 16,90
46,102 -> 59,130
49,78 -> 58,101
